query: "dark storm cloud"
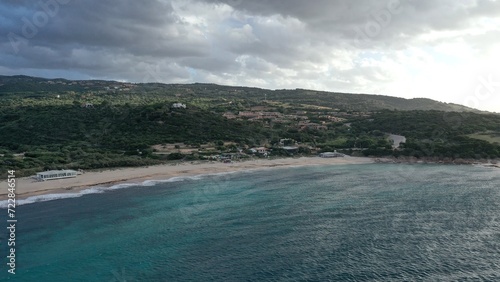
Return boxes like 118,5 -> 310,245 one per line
41,1 -> 209,57
203,0 -> 500,43
1,0 -> 497,72
0,0 -> 209,79
0,0 -> 499,110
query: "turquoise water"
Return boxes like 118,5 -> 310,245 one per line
1,164 -> 500,281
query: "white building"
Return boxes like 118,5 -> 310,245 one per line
319,151 -> 345,158
252,147 -> 269,154
36,170 -> 78,181
172,103 -> 187,109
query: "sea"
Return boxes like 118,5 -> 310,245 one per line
1,163 -> 499,281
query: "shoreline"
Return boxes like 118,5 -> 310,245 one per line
0,156 -> 374,201
374,156 -> 500,166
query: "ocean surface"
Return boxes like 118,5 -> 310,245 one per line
1,163 -> 499,281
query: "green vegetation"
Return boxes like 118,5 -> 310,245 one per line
353,111 -> 500,159
1,75 -> 499,178
0,103 -> 272,177
467,132 -> 500,145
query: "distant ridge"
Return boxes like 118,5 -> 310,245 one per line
0,75 -> 484,113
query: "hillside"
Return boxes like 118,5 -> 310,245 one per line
1,75 -> 499,177
0,75 -> 480,112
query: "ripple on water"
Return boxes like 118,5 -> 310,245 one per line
5,164 -> 500,281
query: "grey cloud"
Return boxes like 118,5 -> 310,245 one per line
2,0 -> 209,57
203,0 -> 500,43
0,0 -> 216,82
0,0 -> 499,112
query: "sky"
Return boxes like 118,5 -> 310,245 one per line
1,0 -> 499,112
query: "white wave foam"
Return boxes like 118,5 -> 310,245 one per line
0,187 -> 106,209
0,169 -> 258,208
106,183 -> 140,190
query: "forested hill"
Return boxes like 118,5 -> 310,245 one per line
260,89 -> 477,112
1,75 -> 499,177
0,75 -> 480,113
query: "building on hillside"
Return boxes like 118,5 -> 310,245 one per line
249,147 -> 269,157
260,112 -> 282,119
171,103 -> 187,109
223,112 -> 237,119
279,139 -> 296,146
252,147 -> 269,154
283,146 -> 299,154
299,122 -> 328,131
238,111 -> 260,118
220,153 -> 243,161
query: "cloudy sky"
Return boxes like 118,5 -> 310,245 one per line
1,0 -> 499,112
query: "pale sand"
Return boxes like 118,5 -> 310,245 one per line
0,157 -> 374,200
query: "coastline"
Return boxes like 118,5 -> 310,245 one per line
374,156 -> 500,166
0,156 -> 374,201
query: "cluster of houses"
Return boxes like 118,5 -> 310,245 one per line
224,111 -> 313,122
104,85 -> 134,92
298,121 -> 328,131
213,146 -> 344,162
42,80 -> 76,85
238,111 -> 282,119
223,110 -> 348,131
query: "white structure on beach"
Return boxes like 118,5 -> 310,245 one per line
36,170 -> 78,181
319,151 -> 345,158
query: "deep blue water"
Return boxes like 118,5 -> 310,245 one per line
1,164 -> 500,281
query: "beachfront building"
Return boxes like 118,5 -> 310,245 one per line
283,146 -> 299,154
319,151 -> 345,158
36,170 -> 78,181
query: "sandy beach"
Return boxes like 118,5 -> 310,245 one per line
0,156 -> 373,200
